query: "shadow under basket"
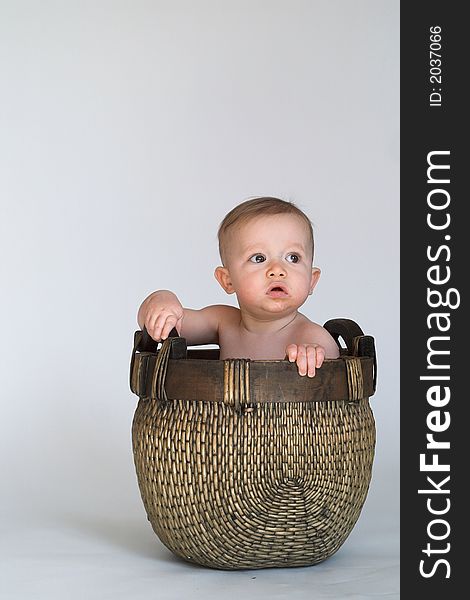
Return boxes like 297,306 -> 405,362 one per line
129,318 -> 377,570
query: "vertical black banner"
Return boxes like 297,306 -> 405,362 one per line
401,2 -> 465,598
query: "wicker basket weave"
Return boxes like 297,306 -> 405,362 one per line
130,319 -> 376,570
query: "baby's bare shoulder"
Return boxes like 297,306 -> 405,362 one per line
203,304 -> 240,323
296,316 -> 340,358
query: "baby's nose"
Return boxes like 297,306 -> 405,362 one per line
268,262 -> 286,277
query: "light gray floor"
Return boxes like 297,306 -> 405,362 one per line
0,496 -> 398,600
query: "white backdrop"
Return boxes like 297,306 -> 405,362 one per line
0,1 -> 399,598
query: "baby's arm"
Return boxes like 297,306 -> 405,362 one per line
137,290 -> 228,346
285,324 -> 339,377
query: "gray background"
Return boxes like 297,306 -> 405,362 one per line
0,1 -> 399,598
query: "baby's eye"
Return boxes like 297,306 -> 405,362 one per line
249,254 -> 266,263
286,253 -> 300,263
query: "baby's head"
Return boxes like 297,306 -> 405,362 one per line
215,197 -> 320,318
217,197 -> 314,266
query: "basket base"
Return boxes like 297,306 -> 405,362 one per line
133,398 -> 376,570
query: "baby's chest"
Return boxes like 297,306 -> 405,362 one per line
218,326 -> 292,361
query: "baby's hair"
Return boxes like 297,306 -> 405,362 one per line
218,197 -> 314,265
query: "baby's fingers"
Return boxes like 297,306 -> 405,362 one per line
160,314 -> 179,340
286,344 -> 298,363
306,346 -> 317,377
295,346 -> 308,377
307,346 -> 326,377
146,313 -> 170,341
287,344 -> 325,377
145,312 -> 162,341
315,346 -> 326,369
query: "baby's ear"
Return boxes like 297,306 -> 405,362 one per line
309,267 -> 321,295
214,266 -> 235,294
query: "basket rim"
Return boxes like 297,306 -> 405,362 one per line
131,352 -> 375,404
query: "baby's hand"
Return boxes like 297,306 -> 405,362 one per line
285,343 -> 326,377
138,290 -> 184,341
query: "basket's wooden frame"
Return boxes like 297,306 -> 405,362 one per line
130,319 -> 376,405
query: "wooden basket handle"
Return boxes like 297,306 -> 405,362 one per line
324,319 -> 377,393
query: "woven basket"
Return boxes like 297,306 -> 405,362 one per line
130,319 -> 376,570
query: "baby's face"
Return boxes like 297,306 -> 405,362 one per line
216,214 -> 319,319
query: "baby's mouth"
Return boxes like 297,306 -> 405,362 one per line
267,284 -> 289,297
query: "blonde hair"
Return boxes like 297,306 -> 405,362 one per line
218,197 -> 314,265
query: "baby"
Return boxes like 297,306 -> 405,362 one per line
138,197 -> 339,377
